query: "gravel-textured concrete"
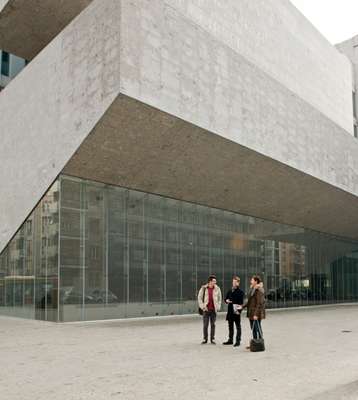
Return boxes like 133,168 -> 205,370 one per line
0,305 -> 358,400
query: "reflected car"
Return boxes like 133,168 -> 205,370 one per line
61,286 -> 95,304
85,288 -> 119,303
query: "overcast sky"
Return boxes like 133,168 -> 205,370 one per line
290,0 -> 358,44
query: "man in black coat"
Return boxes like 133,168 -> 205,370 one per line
223,276 -> 244,347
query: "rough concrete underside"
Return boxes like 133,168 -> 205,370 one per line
0,305 -> 358,400
64,95 -> 358,241
0,0 -> 92,59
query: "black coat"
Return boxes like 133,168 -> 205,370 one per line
225,287 -> 244,320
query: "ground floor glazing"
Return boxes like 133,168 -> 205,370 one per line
0,175 -> 358,321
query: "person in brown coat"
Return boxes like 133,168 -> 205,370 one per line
241,275 -> 266,343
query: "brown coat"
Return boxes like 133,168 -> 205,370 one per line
245,286 -> 266,320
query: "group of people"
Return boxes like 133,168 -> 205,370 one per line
197,274 -> 266,348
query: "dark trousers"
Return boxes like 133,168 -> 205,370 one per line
228,315 -> 241,343
203,310 -> 216,341
250,319 -> 263,339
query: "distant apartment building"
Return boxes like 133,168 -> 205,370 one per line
336,36 -> 358,138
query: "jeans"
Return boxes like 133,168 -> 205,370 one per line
228,315 -> 241,343
250,319 -> 263,339
203,310 -> 216,341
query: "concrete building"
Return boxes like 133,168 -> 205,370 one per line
1,0 -> 358,322
336,36 -> 358,138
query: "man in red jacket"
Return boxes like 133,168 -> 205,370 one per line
198,275 -> 222,344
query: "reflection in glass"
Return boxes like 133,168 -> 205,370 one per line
1,175 -> 358,322
0,181 -> 59,321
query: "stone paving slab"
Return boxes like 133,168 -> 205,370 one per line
0,305 -> 358,400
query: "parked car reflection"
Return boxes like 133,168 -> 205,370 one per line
60,286 -> 119,304
61,286 -> 94,304
86,289 -> 118,304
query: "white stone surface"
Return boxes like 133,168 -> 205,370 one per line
120,0 -> 354,135
165,0 -> 354,135
0,305 -> 358,399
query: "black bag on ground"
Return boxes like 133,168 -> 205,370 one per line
250,321 -> 265,352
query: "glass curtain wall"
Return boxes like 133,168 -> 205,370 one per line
58,175 -> 358,322
1,174 -> 358,322
0,181 -> 59,321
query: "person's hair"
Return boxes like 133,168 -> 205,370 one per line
207,275 -> 217,283
252,275 -> 261,284
233,276 -> 240,283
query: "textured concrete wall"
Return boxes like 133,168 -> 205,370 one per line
120,0 -> 358,196
120,0 -> 353,134
0,0 -> 121,252
169,0 -> 354,134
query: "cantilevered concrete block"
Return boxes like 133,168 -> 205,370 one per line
1,0 -> 358,255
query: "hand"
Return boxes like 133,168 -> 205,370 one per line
237,305 -> 243,310
253,315 -> 258,320
226,300 -> 232,304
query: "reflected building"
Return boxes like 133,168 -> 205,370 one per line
0,183 -> 59,320
1,175 -> 358,322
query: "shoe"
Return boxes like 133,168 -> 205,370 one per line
246,345 -> 250,350
234,342 -> 240,347
201,340 -> 208,344
211,340 -> 216,345
222,340 -> 233,345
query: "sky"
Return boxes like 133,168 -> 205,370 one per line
290,0 -> 358,44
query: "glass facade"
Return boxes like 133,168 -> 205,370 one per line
1,175 -> 358,322
0,181 -> 59,321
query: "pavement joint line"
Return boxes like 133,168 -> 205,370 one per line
61,302 -> 358,326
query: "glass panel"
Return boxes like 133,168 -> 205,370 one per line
0,181 -> 59,320
59,179 -> 83,322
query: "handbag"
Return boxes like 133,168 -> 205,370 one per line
249,320 -> 265,352
198,287 -> 206,315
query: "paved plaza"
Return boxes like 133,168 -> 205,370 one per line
1,305 -> 358,400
